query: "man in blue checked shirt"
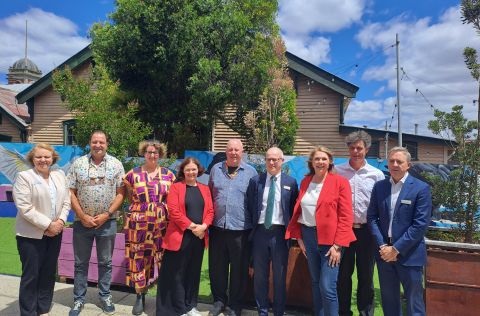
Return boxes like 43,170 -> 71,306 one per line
208,139 -> 258,316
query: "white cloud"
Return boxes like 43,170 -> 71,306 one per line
346,6 -> 480,136
278,0 -> 367,65
346,98 -> 393,130
0,8 -> 89,82
283,34 -> 331,65
278,0 -> 366,35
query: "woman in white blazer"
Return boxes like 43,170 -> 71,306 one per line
13,143 -> 71,316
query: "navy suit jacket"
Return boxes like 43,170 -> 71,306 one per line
246,172 -> 298,240
367,174 -> 432,266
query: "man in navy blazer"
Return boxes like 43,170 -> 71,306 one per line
247,147 -> 298,316
367,147 -> 432,316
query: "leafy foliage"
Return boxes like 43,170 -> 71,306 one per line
90,0 -> 279,154
423,2 -> 480,243
461,0 -> 480,35
52,64 -> 152,162
244,37 -> 298,154
426,105 -> 480,243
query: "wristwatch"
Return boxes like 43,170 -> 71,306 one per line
333,244 -> 342,251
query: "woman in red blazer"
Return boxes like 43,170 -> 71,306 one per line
156,157 -> 214,316
286,146 -> 355,316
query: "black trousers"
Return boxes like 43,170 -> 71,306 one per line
208,227 -> 251,312
337,225 -> 376,316
16,234 -> 62,316
156,231 -> 204,316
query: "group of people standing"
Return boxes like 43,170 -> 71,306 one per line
12,129 -> 431,316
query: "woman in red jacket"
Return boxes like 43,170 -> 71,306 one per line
156,157 -> 214,316
286,146 -> 355,316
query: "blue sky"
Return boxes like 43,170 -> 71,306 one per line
1,0 -> 478,138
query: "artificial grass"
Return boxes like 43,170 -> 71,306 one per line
0,218 -> 21,276
0,217 -> 383,315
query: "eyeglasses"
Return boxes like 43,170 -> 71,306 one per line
88,159 -> 107,185
265,158 -> 283,163
146,151 -> 159,156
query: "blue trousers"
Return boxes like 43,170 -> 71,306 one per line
252,225 -> 288,316
376,259 -> 425,316
301,225 -> 339,316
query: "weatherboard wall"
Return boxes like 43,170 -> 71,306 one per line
28,62 -> 90,145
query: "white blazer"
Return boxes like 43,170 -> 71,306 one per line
13,168 -> 71,239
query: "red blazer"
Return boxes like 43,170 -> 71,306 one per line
162,181 -> 214,251
285,173 -> 356,247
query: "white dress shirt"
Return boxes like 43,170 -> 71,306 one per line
335,161 -> 385,224
388,172 -> 409,237
259,173 -> 284,225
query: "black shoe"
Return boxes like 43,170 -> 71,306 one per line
100,295 -> 115,315
69,301 -> 84,316
224,306 -> 241,316
209,301 -> 224,316
132,293 -> 145,315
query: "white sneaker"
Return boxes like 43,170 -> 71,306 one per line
187,307 -> 202,316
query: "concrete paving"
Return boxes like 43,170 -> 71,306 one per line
0,274 -> 309,316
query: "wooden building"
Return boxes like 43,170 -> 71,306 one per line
16,46 -> 91,145
16,46 -> 451,163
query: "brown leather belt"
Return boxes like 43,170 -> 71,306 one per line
352,223 -> 367,229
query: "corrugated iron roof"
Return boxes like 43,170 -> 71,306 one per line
0,86 -> 30,126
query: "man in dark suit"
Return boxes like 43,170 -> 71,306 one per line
247,147 -> 298,316
367,147 -> 432,316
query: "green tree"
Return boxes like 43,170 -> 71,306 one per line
244,37 -> 298,154
462,0 -> 480,132
90,0 -> 279,154
52,63 -> 152,162
426,105 -> 480,243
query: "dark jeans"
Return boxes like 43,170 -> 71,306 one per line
338,225 -> 375,316
208,227 -> 251,312
156,231 -> 204,316
17,234 -> 62,316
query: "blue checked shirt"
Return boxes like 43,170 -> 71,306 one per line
209,161 -> 258,230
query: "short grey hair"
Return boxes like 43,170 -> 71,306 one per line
266,146 -> 284,159
388,146 -> 411,163
345,130 -> 372,148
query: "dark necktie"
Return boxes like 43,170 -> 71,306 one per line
264,175 -> 277,229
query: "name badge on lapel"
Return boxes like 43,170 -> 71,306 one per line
283,185 -> 291,190
401,199 -> 412,205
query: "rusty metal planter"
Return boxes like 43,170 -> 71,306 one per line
426,240 -> 480,316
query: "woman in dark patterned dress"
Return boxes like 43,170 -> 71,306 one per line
123,140 -> 175,315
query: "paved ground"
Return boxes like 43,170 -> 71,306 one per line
0,274 -> 310,315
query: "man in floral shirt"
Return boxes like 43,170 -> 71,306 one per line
67,130 -> 125,316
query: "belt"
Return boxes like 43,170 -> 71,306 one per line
352,223 -> 367,229
261,224 -> 285,230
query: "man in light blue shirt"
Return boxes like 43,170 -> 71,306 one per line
208,139 -> 257,316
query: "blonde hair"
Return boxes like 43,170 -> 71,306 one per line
307,146 -> 334,175
26,143 -> 60,165
138,140 -> 167,158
